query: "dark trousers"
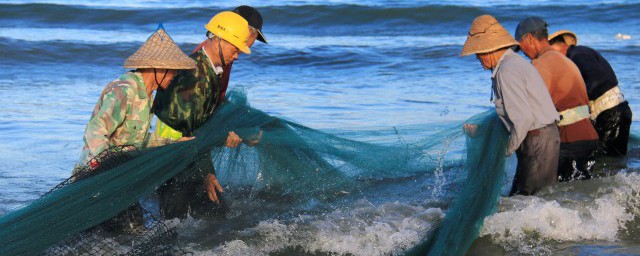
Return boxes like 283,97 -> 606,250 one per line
594,101 -> 632,156
510,123 -> 560,196
558,140 -> 598,182
158,153 -> 228,219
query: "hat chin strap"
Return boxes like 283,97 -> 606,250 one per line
218,40 -> 227,67
154,68 -> 169,88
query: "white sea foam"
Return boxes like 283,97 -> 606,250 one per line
196,200 -> 443,255
479,172 -> 640,255
196,240 -> 265,256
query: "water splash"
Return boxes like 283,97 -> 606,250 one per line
479,172 -> 640,255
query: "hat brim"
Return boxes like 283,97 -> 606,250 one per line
257,29 -> 267,44
460,36 -> 519,56
460,16 -> 519,57
548,30 -> 577,46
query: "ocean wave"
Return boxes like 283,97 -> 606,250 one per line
479,172 -> 640,255
198,200 -> 443,256
1,3 -> 638,32
1,0 -> 637,9
0,33 -> 462,66
0,27 -> 200,44
0,38 -> 151,65
0,27 -> 465,47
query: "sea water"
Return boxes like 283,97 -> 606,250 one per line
0,0 -> 639,255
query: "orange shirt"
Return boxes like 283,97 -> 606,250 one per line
531,47 -> 598,143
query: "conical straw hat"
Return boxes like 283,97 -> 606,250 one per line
125,26 -> 196,69
461,15 -> 519,56
548,30 -> 577,46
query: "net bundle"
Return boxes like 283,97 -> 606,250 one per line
0,90 -> 510,256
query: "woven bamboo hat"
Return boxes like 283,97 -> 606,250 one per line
124,26 -> 196,69
548,30 -> 577,46
461,15 -> 519,56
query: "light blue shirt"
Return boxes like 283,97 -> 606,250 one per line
491,49 -> 559,156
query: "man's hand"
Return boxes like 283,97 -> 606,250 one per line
244,130 -> 263,147
204,173 -> 224,204
463,124 -> 478,137
225,131 -> 242,148
89,159 -> 100,170
176,136 -> 195,142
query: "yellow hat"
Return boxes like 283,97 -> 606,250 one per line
124,26 -> 196,69
205,11 -> 251,54
548,30 -> 577,46
461,15 -> 519,56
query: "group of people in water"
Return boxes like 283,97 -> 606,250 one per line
77,6 -> 267,220
77,6 -> 632,222
462,15 -> 632,196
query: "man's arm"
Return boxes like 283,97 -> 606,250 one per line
144,130 -> 194,148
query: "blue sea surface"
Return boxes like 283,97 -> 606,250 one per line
0,1 -> 639,255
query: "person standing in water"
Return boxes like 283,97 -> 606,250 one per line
515,17 -> 599,182
461,15 -> 560,195
548,30 -> 632,157
79,26 -> 195,171
152,11 -> 260,219
77,26 -> 196,232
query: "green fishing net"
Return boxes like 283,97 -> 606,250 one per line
0,89 -> 510,256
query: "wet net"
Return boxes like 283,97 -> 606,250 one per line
0,90 -> 510,256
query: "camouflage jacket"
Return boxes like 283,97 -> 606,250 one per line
80,72 -> 167,165
153,49 -> 222,137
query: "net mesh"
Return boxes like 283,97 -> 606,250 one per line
0,89 -> 510,255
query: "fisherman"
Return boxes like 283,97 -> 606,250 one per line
189,5 -> 268,101
548,30 -> 632,156
79,26 -> 195,170
515,17 -> 600,182
156,5 -> 266,144
152,9 -> 266,219
77,26 -> 196,232
461,15 -> 560,196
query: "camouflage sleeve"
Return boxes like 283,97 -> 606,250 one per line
153,51 -> 221,136
153,69 -> 196,135
83,86 -> 129,157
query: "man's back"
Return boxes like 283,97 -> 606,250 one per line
566,45 -> 618,100
531,47 -> 598,143
492,49 -> 558,155
532,48 -> 589,111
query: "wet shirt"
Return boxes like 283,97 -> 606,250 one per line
566,45 -> 618,100
492,49 -> 559,156
531,47 -> 599,143
153,49 -> 223,136
81,72 -> 154,163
